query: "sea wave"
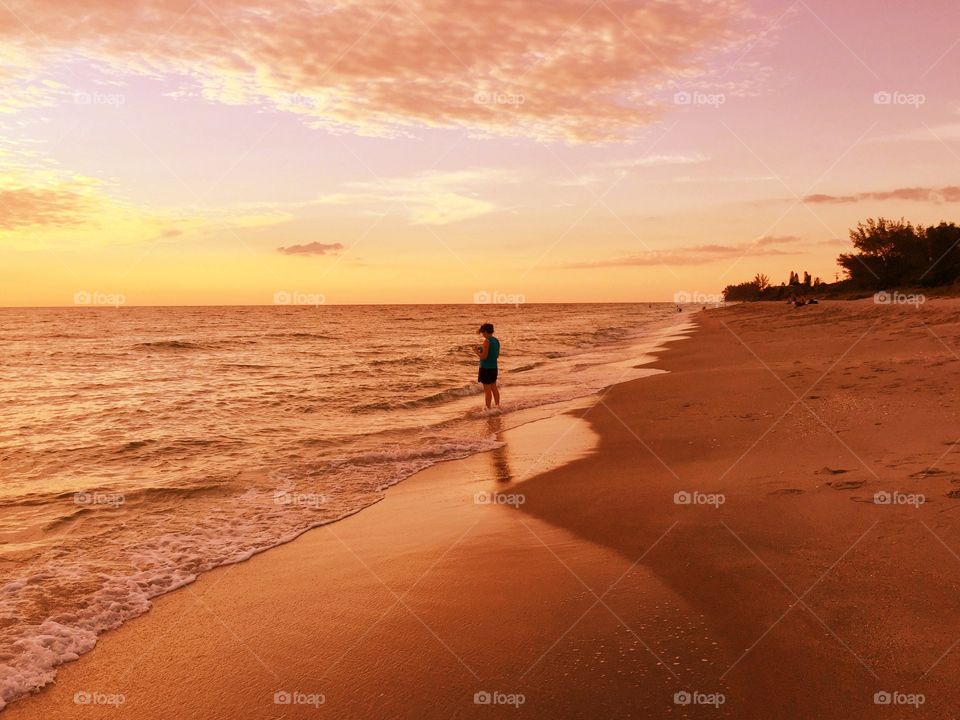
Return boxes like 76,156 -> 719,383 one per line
132,340 -> 206,351
353,382 -> 482,411
0,434 -> 503,711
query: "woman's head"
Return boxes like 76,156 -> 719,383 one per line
478,322 -> 494,336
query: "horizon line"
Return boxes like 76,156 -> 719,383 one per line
0,300 -> 700,309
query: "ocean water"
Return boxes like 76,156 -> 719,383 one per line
0,303 -> 691,709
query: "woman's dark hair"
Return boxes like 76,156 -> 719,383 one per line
479,323 -> 494,334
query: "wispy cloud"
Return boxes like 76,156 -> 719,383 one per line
804,186 -> 960,204
277,242 -> 344,256
602,153 -> 709,169
867,123 -> 960,144
317,168 -> 507,225
0,0 -> 768,142
0,186 -> 94,229
552,153 -> 710,187
562,235 -> 806,268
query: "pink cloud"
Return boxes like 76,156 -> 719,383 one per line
803,186 -> 960,204
277,241 -> 344,256
562,236 -> 806,268
0,186 -> 93,229
1,0 -> 764,141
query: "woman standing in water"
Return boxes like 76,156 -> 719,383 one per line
475,323 -> 500,409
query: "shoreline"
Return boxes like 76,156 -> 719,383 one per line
9,299 -> 960,717
2,315 -> 694,715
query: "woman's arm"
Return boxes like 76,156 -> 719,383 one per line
476,339 -> 490,360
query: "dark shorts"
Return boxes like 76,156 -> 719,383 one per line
478,367 -> 498,385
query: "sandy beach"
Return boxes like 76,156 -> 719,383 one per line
9,299 -> 960,719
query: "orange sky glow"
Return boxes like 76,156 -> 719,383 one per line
2,0 -> 959,305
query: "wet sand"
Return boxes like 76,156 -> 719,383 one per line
9,299 -> 960,718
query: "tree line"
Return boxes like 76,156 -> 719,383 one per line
722,217 -> 960,302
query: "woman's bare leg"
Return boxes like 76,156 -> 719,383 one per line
483,384 -> 493,408
491,383 -> 500,406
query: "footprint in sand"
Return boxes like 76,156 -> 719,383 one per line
946,490 -> 960,500
815,467 -> 850,476
769,488 -> 804,496
827,479 -> 865,490
910,468 -> 946,479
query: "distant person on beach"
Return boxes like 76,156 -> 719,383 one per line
475,323 -> 500,409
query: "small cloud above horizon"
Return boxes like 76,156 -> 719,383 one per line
560,235 -> 808,269
277,242 -> 345,256
603,153 -> 710,169
804,186 -> 960,204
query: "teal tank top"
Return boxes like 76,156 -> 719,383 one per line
479,336 -> 500,369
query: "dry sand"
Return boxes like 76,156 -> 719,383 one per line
8,299 -> 960,719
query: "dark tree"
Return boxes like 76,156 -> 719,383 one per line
723,216 -> 960,302
722,280 -> 761,302
920,222 -> 960,287
838,217 -> 923,288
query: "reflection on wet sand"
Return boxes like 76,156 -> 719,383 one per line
486,415 -> 512,482
483,409 -> 599,487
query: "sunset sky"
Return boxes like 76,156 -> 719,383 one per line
1,0 -> 959,305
